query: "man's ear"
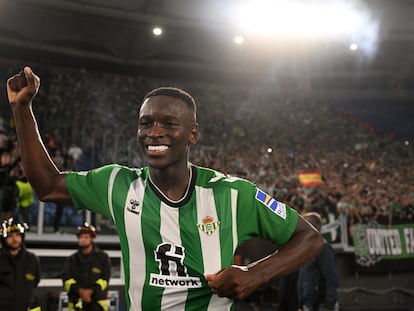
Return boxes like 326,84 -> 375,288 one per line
189,123 -> 199,145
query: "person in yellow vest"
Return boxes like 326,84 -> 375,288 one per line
15,168 -> 34,225
63,223 -> 111,311
0,218 -> 41,311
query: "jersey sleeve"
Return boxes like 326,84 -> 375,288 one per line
237,181 -> 298,246
65,165 -> 117,219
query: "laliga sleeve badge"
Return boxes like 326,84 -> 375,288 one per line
197,216 -> 220,236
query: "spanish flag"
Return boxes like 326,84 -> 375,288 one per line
298,172 -> 322,187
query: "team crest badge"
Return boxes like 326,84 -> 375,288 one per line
197,216 -> 220,236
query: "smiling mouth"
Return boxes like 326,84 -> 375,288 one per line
147,145 -> 169,154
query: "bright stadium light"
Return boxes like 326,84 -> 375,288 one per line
234,35 -> 245,44
350,43 -> 358,50
232,0 -> 376,39
153,27 -> 163,36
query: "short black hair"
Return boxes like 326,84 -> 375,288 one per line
143,86 -> 196,114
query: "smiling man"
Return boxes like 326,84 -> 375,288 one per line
6,67 -> 323,311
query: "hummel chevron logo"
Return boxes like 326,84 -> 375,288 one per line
127,199 -> 140,215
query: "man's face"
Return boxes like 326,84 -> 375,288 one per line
5,232 -> 23,250
78,233 -> 93,249
137,95 -> 198,170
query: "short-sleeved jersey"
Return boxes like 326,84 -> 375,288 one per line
66,164 -> 298,311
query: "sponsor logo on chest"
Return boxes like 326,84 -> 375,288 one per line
150,243 -> 202,288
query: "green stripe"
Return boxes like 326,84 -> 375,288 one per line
141,188 -> 163,310
179,195 -> 210,310
185,286 -> 214,311
215,187 -> 235,267
110,169 -> 132,309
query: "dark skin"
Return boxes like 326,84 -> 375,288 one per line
7,66 -> 324,301
137,95 -> 198,200
6,67 -> 69,202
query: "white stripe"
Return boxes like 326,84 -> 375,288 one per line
267,198 -> 275,208
196,187 -> 232,310
208,295 -> 233,310
159,203 -> 185,311
231,189 -> 238,254
126,178 -> 146,311
107,167 -> 121,222
206,190 -> 238,311
196,187 -> 221,274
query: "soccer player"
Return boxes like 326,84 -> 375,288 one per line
6,67 -> 324,311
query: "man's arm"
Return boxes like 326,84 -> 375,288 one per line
80,251 -> 112,303
33,253 -> 41,288
62,256 -> 80,297
7,67 -> 71,203
205,215 -> 324,300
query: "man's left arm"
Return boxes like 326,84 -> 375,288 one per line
206,215 -> 323,300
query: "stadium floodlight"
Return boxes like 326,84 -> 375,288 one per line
232,0 -> 373,39
234,35 -> 245,44
153,27 -> 163,36
350,43 -> 358,51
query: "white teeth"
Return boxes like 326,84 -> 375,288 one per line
148,145 -> 168,151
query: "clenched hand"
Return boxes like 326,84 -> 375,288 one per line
205,265 -> 261,301
7,66 -> 40,106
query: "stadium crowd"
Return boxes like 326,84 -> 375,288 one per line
0,63 -> 413,237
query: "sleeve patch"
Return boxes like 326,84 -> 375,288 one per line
256,189 -> 287,219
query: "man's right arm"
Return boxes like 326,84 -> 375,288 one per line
7,66 -> 71,203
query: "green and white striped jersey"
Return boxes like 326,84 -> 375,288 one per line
66,164 -> 298,311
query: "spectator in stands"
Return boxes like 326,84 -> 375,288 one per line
298,212 -> 339,311
0,127 -> 9,153
52,149 -> 67,234
7,66 -> 323,310
52,149 -> 66,171
14,168 -> 34,225
62,223 -> 111,311
67,142 -> 83,169
0,217 -> 41,311
0,151 -> 19,221
45,133 -> 58,156
276,270 -> 299,311
53,202 -> 66,234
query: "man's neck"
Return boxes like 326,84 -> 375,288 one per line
81,244 -> 94,255
9,247 -> 22,256
149,164 -> 192,202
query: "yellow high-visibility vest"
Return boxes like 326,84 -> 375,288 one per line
16,180 -> 34,208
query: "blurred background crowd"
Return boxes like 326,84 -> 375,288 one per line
0,63 -> 413,240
